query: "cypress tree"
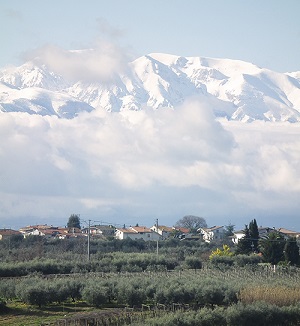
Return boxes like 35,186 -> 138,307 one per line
249,219 -> 259,252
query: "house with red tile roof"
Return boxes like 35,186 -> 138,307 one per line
115,226 -> 161,241
0,229 -> 23,240
150,225 -> 174,239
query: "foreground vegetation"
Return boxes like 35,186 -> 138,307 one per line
1,235 -> 300,325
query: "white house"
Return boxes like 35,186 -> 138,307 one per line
232,230 -> 245,244
150,225 -> 174,239
277,228 -> 300,239
115,226 -> 161,241
232,226 -> 292,244
199,226 -> 225,243
19,225 -> 58,238
81,225 -> 115,237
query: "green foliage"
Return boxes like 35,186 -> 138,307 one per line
259,231 -> 285,265
284,237 -> 300,266
233,254 -> 262,267
236,225 -> 252,255
116,280 -> 146,307
185,256 -> 202,271
224,223 -> 235,237
133,303 -> 300,326
225,302 -> 285,326
209,255 -> 235,266
0,279 -> 16,300
249,219 -> 259,252
81,283 -> 108,307
67,214 -> 81,229
16,280 -> 49,308
236,219 -> 259,255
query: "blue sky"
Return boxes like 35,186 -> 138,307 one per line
1,0 -> 299,72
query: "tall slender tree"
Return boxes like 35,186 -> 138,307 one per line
249,219 -> 259,252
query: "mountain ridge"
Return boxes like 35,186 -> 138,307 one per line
0,53 -> 299,122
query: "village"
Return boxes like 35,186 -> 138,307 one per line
0,221 -> 299,244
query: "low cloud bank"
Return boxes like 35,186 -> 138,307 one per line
0,97 -> 299,229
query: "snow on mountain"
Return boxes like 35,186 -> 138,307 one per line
0,61 -> 67,90
287,71 -> 300,83
0,53 -> 299,121
0,81 -> 93,118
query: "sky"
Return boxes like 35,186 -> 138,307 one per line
0,1 -> 300,231
1,0 -> 300,73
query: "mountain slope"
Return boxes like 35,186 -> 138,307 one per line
0,53 -> 299,121
0,81 -> 93,118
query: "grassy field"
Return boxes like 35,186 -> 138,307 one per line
0,301 -> 99,326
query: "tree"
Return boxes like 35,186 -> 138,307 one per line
185,256 -> 202,272
284,237 -> 300,266
236,225 -> 252,255
259,231 -> 285,265
82,284 -> 108,307
224,223 -> 235,237
67,214 -> 81,229
175,215 -> 207,233
249,219 -> 259,252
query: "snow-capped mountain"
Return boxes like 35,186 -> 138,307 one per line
0,53 -> 299,121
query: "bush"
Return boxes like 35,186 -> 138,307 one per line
82,284 -> 108,307
234,254 -> 262,267
209,255 -> 235,266
132,303 -> 300,326
185,256 -> 202,271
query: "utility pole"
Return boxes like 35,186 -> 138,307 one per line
156,218 -> 159,256
87,219 -> 91,261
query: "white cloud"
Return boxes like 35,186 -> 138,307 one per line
0,98 -> 300,230
27,41 -> 130,84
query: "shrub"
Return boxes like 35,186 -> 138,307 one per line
234,254 -> 262,267
185,256 -> 202,271
209,244 -> 233,259
209,255 -> 235,266
82,284 -> 108,307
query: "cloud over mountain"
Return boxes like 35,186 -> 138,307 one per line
27,42 -> 130,84
0,52 -> 300,230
